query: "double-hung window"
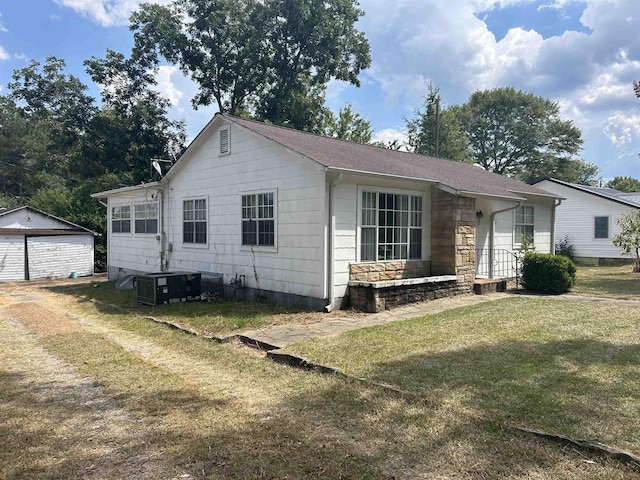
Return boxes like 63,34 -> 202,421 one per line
134,202 -> 158,234
360,191 -> 422,261
183,199 -> 207,244
515,205 -> 534,246
111,205 -> 131,233
242,192 -> 275,247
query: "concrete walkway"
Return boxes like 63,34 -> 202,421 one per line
241,292 -> 640,350
242,292 -> 511,349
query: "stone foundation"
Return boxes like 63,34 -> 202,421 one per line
349,275 -> 464,313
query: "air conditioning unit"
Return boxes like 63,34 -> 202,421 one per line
136,272 -> 202,305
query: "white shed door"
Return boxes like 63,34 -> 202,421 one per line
0,235 -> 25,281
27,235 -> 94,280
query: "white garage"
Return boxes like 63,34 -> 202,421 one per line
0,206 -> 96,282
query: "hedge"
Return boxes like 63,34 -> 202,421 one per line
521,253 -> 576,294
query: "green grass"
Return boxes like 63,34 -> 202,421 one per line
284,298 -> 640,455
570,264 -> 640,299
49,280 -> 311,335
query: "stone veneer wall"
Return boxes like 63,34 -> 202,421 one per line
349,260 -> 431,282
349,277 -> 460,313
431,189 -> 476,293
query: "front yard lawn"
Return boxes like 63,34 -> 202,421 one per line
284,297 -> 640,460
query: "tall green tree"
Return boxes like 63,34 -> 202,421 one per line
453,87 -> 584,181
606,176 -> 640,192
129,0 -> 371,131
324,103 -> 372,143
405,83 -> 470,162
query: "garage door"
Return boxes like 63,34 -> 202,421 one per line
27,235 -> 94,280
0,235 -> 25,281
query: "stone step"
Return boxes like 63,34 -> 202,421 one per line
473,278 -> 507,295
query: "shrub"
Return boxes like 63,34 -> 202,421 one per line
555,235 -> 575,261
521,253 -> 576,294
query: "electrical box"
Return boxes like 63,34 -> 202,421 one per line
136,272 -> 202,305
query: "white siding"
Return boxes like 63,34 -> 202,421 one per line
536,180 -> 637,259
0,235 -> 25,281
27,235 -> 94,280
163,122 -> 327,300
107,188 -> 163,276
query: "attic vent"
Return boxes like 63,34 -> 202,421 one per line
219,127 -> 230,155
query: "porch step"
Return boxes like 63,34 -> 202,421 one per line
473,278 -> 507,295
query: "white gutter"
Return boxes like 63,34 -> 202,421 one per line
489,202 -> 522,278
325,172 -> 344,312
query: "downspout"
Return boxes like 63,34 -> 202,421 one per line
325,172 -> 344,312
550,199 -> 562,254
489,202 -> 522,278
158,187 -> 167,272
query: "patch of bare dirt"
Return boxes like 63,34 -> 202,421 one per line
1,301 -> 83,336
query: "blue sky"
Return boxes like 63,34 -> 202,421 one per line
1,0 -> 639,181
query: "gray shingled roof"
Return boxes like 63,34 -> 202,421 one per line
227,114 -> 559,201
534,178 -> 640,209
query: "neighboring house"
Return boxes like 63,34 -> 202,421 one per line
92,113 -> 561,312
0,206 -> 96,282
533,178 -> 640,264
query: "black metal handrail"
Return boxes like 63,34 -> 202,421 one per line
475,248 -> 521,286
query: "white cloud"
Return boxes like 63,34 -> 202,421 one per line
0,13 -> 7,32
603,113 -> 640,146
155,65 -> 183,106
54,0 -> 167,27
14,53 -> 28,61
0,46 -> 9,61
372,128 -> 410,150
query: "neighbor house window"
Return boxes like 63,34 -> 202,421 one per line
134,202 -> 158,234
219,126 -> 230,155
183,199 -> 207,244
242,192 -> 275,247
111,205 -> 131,233
594,216 -> 609,239
360,191 -> 422,261
515,205 -> 534,246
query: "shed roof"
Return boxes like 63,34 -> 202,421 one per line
0,206 -> 98,235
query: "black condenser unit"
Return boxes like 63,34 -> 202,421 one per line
136,272 -> 202,305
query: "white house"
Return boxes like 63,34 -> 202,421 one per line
0,206 -> 96,282
92,114 -> 561,311
533,178 -> 640,264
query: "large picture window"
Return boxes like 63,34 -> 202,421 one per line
134,202 -> 158,234
242,192 -> 275,247
111,205 -> 131,233
183,199 -> 207,244
360,191 -> 422,261
515,205 -> 534,245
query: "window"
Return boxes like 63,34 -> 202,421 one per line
183,199 -> 207,244
515,205 -> 534,245
112,205 -> 131,233
134,202 -> 158,234
219,127 -> 230,155
360,191 -> 422,261
242,192 -> 275,247
594,216 -> 609,239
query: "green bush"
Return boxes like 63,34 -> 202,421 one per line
555,235 -> 575,261
521,253 -> 576,294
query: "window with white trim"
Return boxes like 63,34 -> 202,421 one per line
219,127 -> 230,155
361,191 -> 422,261
515,205 -> 534,245
111,205 -> 131,233
134,202 -> 158,234
242,192 -> 275,247
594,216 -> 609,239
183,199 -> 207,244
